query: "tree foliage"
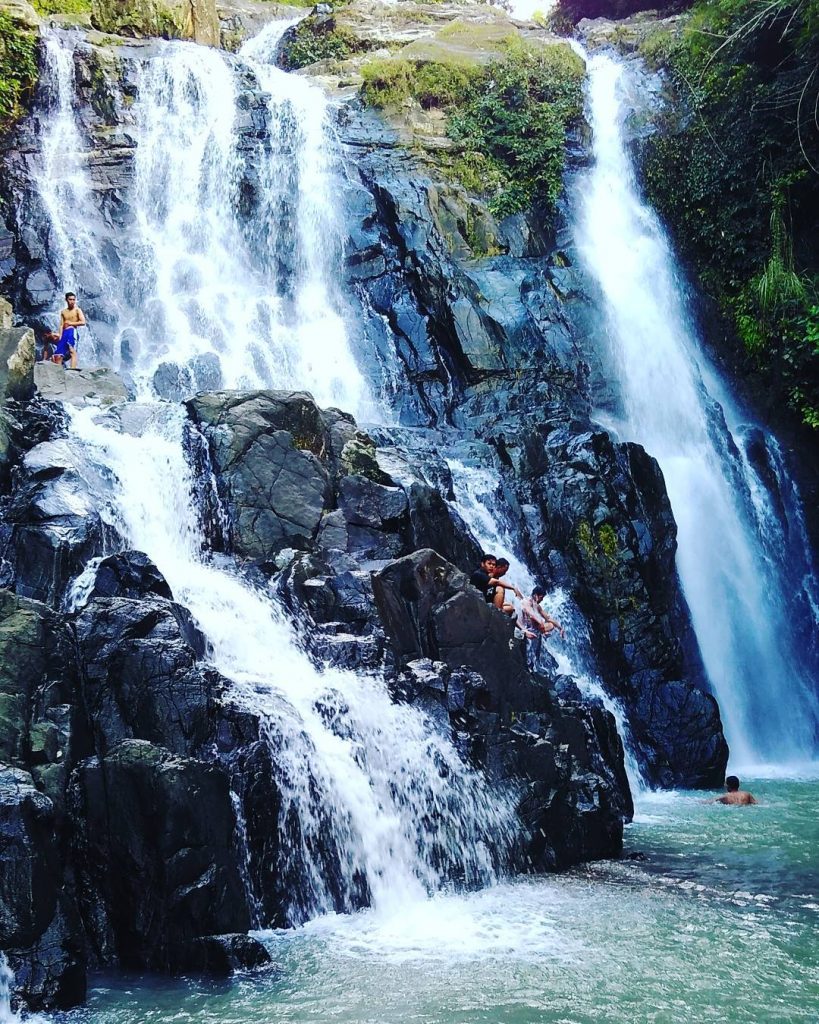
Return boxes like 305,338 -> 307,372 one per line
640,0 -> 819,427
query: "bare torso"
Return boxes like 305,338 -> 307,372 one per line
60,306 -> 85,330
718,791 -> 757,805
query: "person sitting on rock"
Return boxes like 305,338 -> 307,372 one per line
519,585 -> 565,640
490,557 -> 524,617
55,291 -> 85,369
715,775 -> 757,805
470,553 -> 499,605
41,331 -> 60,362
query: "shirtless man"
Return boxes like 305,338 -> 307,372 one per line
715,776 -> 757,805
56,292 -> 86,369
519,586 -> 565,640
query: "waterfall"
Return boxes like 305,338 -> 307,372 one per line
573,51 -> 819,768
36,24 -> 371,415
70,403 -> 516,920
32,26 -> 518,925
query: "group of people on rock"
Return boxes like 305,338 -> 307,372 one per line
39,292 -> 85,369
469,552 -> 564,643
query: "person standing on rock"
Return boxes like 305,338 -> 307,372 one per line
55,291 -> 85,369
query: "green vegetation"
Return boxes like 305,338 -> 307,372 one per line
0,11 -> 38,129
279,15 -> 368,71
639,0 -> 819,428
362,40 -> 584,218
31,0 -> 90,15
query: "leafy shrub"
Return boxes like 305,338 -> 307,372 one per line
447,42 -> 584,216
279,16 -> 363,71
361,41 -> 584,219
639,0 -> 819,427
0,12 -> 38,129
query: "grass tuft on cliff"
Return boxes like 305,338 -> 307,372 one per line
638,0 -> 819,428
0,10 -> 38,129
362,40 -> 585,218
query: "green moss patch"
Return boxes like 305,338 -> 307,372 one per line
279,13 -> 371,71
362,38 -> 584,219
31,0 -> 90,15
0,9 -> 38,129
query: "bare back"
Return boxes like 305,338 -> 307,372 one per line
718,791 -> 757,805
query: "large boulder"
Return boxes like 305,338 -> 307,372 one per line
0,767 -> 57,948
4,439 -> 117,605
187,391 -> 332,560
90,0 -> 220,44
68,740 -> 250,969
374,550 -> 632,867
72,595 -> 219,757
373,548 -> 544,715
0,768 -> 84,1011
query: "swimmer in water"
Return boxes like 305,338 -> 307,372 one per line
715,775 -> 757,805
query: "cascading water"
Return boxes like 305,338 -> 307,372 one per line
573,51 -> 819,767
37,24 -> 371,415
35,25 -> 517,926
69,404 -> 516,921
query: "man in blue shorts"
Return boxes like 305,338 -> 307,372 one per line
56,291 -> 85,369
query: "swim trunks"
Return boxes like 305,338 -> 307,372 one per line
55,326 -> 78,361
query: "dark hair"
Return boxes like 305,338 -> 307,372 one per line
480,553 -> 497,563
65,292 -> 76,300
532,586 -> 546,598
495,558 -> 510,569
725,775 -> 740,791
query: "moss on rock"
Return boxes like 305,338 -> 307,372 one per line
0,2 -> 39,129
90,0 -> 219,44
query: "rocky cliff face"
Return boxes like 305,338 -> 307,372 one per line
0,1 -> 733,1013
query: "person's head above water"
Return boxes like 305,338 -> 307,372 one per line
65,291 -> 76,307
725,775 -> 741,791
495,558 -> 510,576
532,586 -> 546,600
480,553 -> 497,570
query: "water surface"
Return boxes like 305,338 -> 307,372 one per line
57,779 -> 819,1024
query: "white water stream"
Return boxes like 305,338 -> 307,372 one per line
574,52 -> 819,769
33,25 -> 518,926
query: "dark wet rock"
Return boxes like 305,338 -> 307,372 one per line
374,548 -> 544,715
72,595 -> 218,757
4,439 -> 118,605
169,932 -> 272,975
84,550 -> 173,601
376,551 -> 632,867
68,740 -> 250,970
0,767 -> 58,948
0,766 -> 86,1010
187,391 -> 332,558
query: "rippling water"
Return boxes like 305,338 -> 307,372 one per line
53,778 -> 819,1024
